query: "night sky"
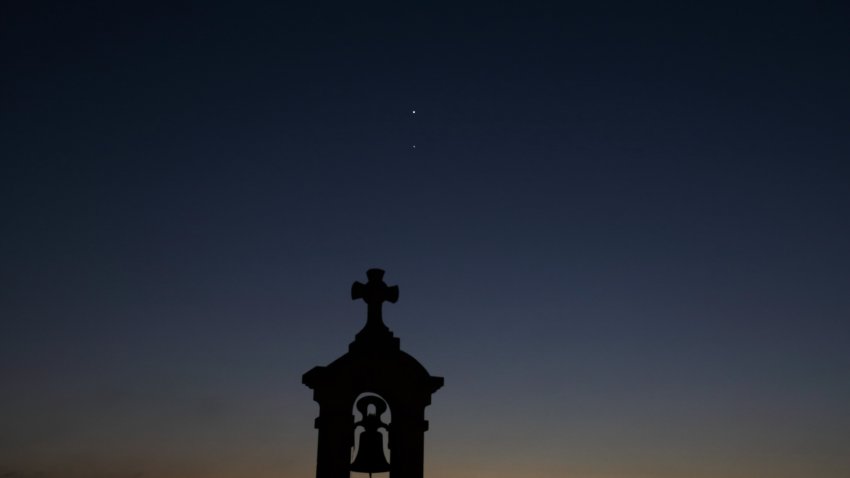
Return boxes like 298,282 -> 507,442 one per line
3,2 -> 850,477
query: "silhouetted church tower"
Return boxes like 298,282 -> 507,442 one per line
304,269 -> 443,478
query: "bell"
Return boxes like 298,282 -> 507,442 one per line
350,427 -> 390,475
351,396 -> 390,475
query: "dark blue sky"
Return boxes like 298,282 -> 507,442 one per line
2,2 -> 850,477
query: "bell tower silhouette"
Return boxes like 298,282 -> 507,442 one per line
303,269 -> 444,478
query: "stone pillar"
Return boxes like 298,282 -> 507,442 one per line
314,398 -> 354,478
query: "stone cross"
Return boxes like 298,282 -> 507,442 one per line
351,268 -> 399,331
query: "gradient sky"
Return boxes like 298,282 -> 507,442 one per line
2,2 -> 850,477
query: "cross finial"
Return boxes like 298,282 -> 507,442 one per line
351,268 -> 399,333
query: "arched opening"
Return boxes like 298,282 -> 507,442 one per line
351,392 -> 391,476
